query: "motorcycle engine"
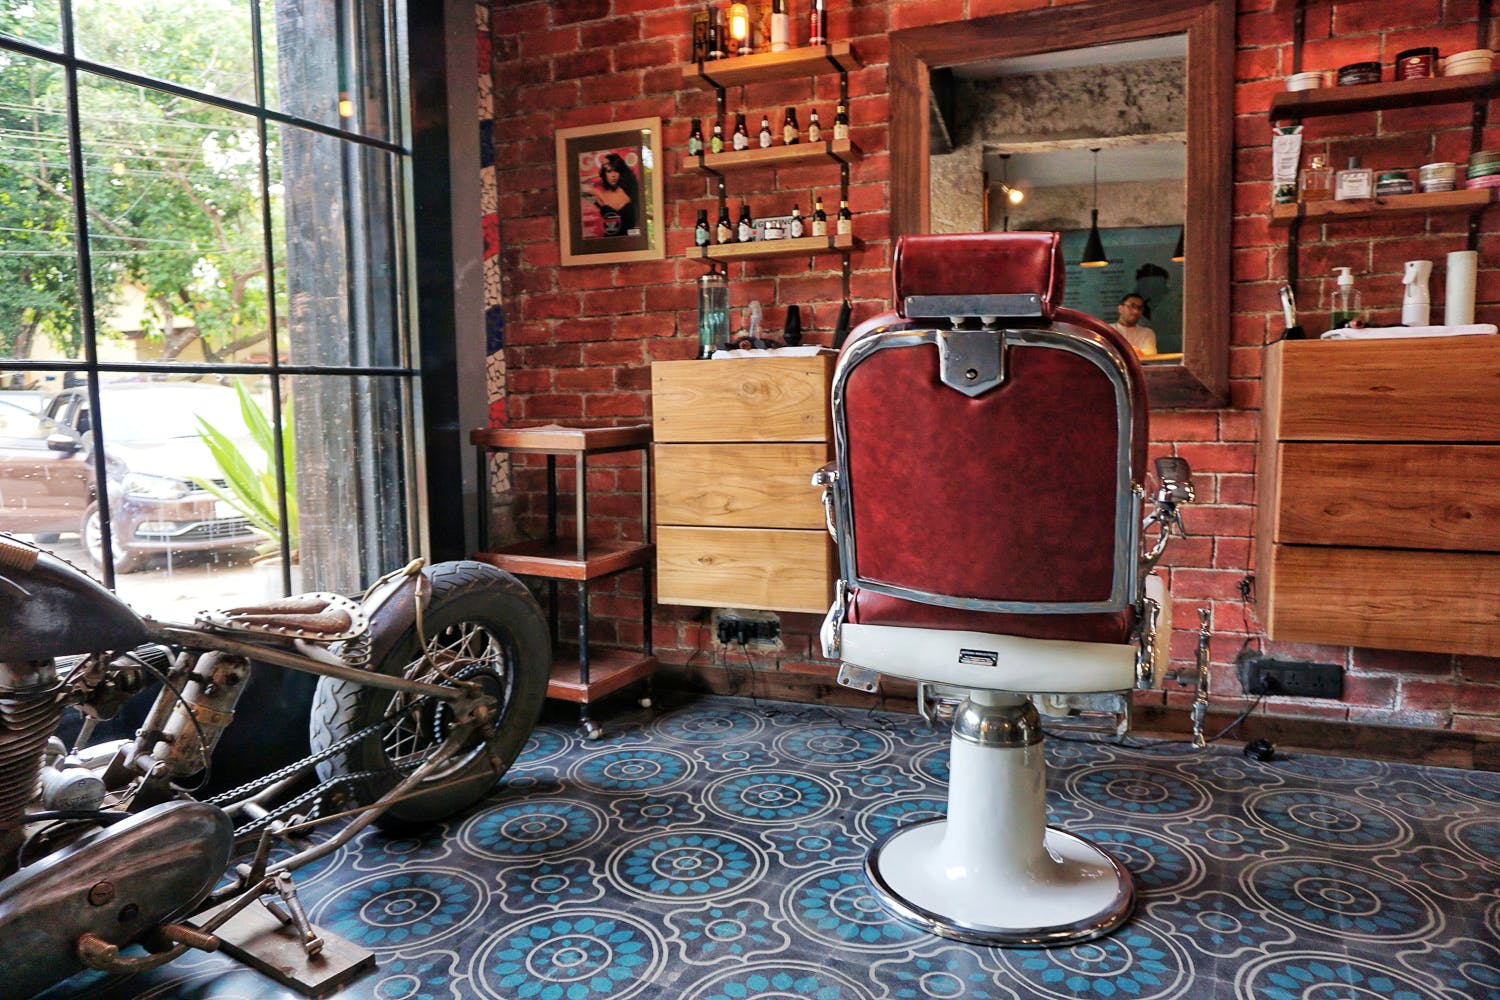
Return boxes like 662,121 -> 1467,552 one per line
0,659 -> 66,880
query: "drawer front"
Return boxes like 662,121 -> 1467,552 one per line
656,525 -> 833,613
1264,544 -> 1500,657
652,356 -> 833,443
1276,443 -> 1500,552
655,443 -> 829,529
1274,338 -> 1500,441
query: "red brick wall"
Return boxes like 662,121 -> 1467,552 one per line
487,0 -> 1500,737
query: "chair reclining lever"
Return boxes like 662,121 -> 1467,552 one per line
812,463 -> 839,539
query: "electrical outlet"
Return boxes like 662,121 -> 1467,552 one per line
715,612 -> 781,646
1236,651 -> 1343,699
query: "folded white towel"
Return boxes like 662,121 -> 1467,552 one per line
710,345 -> 835,358
1321,324 -> 1497,340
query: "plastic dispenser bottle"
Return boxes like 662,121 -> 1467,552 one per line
1402,260 -> 1433,326
1329,267 -> 1364,330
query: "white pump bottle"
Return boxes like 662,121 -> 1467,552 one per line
1402,260 -> 1432,326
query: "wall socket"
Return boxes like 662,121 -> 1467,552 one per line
715,611 -> 781,646
1236,650 -> 1343,699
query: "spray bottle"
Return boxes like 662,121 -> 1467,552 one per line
1402,260 -> 1432,326
1329,267 -> 1364,330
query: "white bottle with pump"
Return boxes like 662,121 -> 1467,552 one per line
1402,260 -> 1432,326
1329,267 -> 1363,330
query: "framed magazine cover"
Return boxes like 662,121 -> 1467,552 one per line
554,118 -> 664,267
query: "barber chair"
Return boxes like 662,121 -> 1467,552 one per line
815,232 -> 1206,947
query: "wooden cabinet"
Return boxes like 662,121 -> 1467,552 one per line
651,355 -> 835,614
1255,338 -> 1500,656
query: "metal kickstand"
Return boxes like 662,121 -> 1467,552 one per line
259,870 -> 324,956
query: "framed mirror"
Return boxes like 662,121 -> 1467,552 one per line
889,0 -> 1232,407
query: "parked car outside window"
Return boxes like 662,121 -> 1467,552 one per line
0,381 -> 267,572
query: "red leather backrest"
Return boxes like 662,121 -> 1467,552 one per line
893,232 -> 1063,320
837,233 -> 1148,610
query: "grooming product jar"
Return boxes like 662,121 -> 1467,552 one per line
1375,171 -> 1415,197
1285,71 -> 1324,91
1443,48 -> 1494,75
1336,61 -> 1382,85
1467,149 -> 1500,181
1395,47 -> 1439,79
1419,162 -> 1457,192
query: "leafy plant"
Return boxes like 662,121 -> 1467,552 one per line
195,379 -> 297,557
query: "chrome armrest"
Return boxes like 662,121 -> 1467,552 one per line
1141,455 -> 1195,574
812,462 -> 839,540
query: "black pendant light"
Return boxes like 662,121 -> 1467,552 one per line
1080,147 -> 1108,268
1172,225 -> 1185,262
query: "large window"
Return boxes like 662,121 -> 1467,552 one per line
0,0 -> 419,615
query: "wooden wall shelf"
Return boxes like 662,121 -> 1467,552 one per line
1268,71 -> 1500,121
686,233 -> 857,263
681,42 -> 860,89
683,138 -> 861,174
1271,189 -> 1496,225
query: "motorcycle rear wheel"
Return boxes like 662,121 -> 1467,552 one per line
308,561 -> 549,829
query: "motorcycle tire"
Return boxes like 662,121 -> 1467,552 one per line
308,560 -> 550,829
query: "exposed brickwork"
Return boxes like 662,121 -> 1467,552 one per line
485,0 -> 1500,736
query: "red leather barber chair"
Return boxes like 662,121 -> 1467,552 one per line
814,232 -> 1205,947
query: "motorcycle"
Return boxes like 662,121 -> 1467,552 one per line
0,534 -> 551,997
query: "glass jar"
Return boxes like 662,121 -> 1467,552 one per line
697,272 -> 729,359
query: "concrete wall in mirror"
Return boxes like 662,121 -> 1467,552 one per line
930,37 -> 1187,358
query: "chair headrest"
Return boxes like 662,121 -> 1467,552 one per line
892,233 -> 1064,322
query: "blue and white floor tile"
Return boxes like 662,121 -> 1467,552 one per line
41,694 -> 1500,999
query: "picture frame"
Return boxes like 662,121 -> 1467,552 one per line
554,117 -> 664,267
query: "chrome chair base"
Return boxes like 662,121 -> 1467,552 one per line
866,819 -> 1135,948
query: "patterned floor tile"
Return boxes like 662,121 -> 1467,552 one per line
35,694 -> 1500,1000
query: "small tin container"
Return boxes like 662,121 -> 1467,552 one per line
1468,150 -> 1500,178
1337,61 -> 1382,86
1375,171 -> 1415,196
1395,47 -> 1439,80
1285,71 -> 1324,92
1466,173 -> 1500,190
1443,48 -> 1494,76
1420,161 -> 1457,192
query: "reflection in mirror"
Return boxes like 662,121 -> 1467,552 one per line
930,37 -> 1188,360
889,0 -> 1231,406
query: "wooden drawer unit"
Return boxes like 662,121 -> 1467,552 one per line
652,356 -> 836,614
1256,338 -> 1500,656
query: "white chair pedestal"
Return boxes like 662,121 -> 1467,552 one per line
865,691 -> 1134,947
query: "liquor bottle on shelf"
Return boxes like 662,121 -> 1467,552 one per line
807,108 -> 822,143
770,0 -> 789,52
759,115 -> 773,149
687,119 -> 704,157
836,198 -> 852,236
695,209 -> 711,247
811,196 -> 827,237
833,104 -> 849,142
737,203 -> 755,243
710,120 -> 724,154
789,205 -> 804,238
782,106 -> 800,145
733,113 -> 750,151
717,204 -> 735,244
809,0 -> 827,45
708,8 -> 725,59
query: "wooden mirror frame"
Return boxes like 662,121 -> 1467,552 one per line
890,0 -> 1233,407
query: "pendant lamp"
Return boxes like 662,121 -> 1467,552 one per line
1079,147 -> 1108,268
1172,225 -> 1185,262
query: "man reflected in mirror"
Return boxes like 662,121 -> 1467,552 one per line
1111,292 -> 1157,356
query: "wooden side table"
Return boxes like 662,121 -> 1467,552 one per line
470,423 -> 656,738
